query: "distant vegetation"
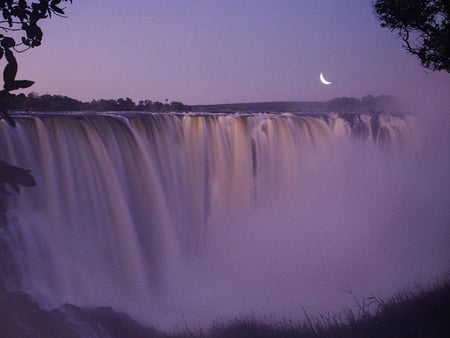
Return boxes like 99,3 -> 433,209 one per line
8,93 -> 189,112
192,95 -> 401,113
7,93 -> 400,113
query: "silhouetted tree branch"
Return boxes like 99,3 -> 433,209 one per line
0,1 -> 72,221
0,0 -> 72,125
373,0 -> 450,72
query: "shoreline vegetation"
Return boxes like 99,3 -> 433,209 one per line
4,93 -> 400,113
0,277 -> 448,337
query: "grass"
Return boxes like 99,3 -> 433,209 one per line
170,279 -> 450,338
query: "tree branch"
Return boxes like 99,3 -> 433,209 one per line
13,45 -> 32,53
401,29 -> 418,55
0,26 -> 23,32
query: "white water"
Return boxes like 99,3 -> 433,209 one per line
1,112 -> 448,329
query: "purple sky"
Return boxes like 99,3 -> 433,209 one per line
15,0 -> 450,105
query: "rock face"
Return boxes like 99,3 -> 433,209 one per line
0,231 -> 20,293
0,292 -> 79,338
0,291 -> 165,337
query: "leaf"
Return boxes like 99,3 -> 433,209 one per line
0,37 -> 15,48
21,37 -> 31,46
14,80 -> 34,89
50,5 -> 65,15
4,80 -> 34,91
18,0 -> 27,10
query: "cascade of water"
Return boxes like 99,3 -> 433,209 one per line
2,111 -> 445,329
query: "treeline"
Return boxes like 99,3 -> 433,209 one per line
7,93 -> 189,112
324,95 -> 400,113
191,95 -> 401,113
4,93 -> 400,113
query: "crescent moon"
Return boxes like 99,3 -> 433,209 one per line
320,72 -> 332,85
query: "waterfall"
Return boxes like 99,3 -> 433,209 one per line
3,111 -> 447,328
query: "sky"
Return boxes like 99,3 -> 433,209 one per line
14,0 -> 450,105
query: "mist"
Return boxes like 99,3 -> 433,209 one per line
150,114 -> 449,328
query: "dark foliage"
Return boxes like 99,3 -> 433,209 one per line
0,0 -> 72,50
5,93 -> 400,113
373,0 -> 450,72
0,0 -> 71,239
87,97 -> 189,112
176,280 -> 450,338
192,95 -> 400,114
7,92 -> 190,111
326,94 -> 399,112
0,0 -> 72,123
0,159 -> 35,225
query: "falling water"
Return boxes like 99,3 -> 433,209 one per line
0,112 -> 448,328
